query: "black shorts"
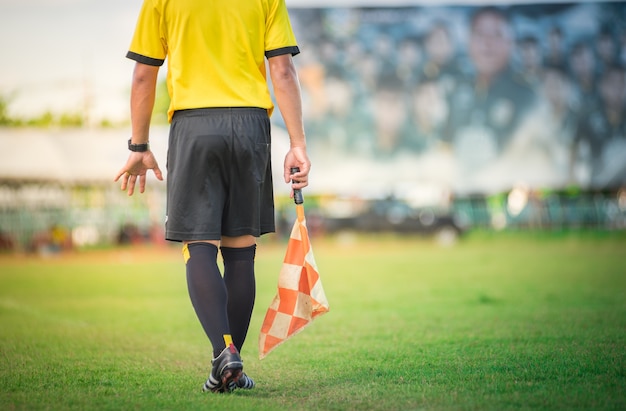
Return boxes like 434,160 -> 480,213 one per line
165,108 -> 275,242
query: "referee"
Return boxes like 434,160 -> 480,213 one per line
114,0 -> 311,393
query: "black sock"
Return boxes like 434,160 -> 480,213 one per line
185,242 -> 230,358
221,245 -> 256,354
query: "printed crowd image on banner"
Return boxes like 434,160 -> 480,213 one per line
281,2 -> 626,197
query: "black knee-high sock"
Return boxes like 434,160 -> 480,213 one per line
221,245 -> 256,354
185,242 -> 230,358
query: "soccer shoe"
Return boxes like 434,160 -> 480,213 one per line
202,343 -> 243,393
227,372 -> 255,392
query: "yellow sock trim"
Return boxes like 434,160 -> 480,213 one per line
182,244 -> 190,264
223,334 -> 233,347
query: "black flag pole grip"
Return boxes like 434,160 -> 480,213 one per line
290,167 -> 304,205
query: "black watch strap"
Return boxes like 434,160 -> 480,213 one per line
128,139 -> 149,152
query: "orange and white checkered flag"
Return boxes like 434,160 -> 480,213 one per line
259,171 -> 329,359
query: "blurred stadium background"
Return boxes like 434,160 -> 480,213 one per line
1,0 -> 625,254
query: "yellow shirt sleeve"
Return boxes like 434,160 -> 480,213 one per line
265,0 -> 299,57
127,0 -> 167,66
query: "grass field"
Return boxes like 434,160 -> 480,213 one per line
1,231 -> 625,411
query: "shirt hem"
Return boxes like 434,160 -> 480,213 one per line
126,51 -> 165,67
265,46 -> 300,58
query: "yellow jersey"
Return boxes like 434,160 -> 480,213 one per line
127,0 -> 299,121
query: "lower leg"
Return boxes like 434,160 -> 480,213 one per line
184,242 -> 231,357
221,244 -> 257,353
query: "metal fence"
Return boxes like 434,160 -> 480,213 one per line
0,182 -> 624,254
0,182 -> 166,252
452,190 -> 626,231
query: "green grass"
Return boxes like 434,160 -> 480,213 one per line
1,232 -> 625,410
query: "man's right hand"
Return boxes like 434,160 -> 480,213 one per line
284,146 -> 311,193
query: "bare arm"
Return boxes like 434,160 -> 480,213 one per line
130,62 -> 159,144
268,54 -> 311,190
114,62 -> 163,195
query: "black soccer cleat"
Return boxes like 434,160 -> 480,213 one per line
202,343 -> 243,393
227,372 -> 255,392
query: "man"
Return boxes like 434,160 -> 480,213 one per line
544,26 -> 566,68
569,40 -> 598,113
443,7 -> 535,183
421,21 -> 462,96
517,35 -> 543,88
371,70 -> 410,157
575,64 -> 626,188
596,26 -> 618,74
472,63 -> 577,191
114,0 -> 311,394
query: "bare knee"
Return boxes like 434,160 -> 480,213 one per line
221,235 -> 256,248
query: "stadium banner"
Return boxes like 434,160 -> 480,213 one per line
281,2 -> 626,201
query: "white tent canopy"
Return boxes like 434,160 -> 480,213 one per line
0,126 -> 447,202
0,128 -> 163,185
0,126 -> 297,196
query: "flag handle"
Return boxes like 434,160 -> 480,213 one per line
290,167 -> 304,205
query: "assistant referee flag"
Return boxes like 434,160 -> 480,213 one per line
259,174 -> 329,359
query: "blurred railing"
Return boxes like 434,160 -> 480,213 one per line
0,183 -> 623,254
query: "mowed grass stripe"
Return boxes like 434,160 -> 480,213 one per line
0,232 -> 624,410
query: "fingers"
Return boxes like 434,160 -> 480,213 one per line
285,173 -> 309,189
283,149 -> 311,186
289,162 -> 311,188
292,181 -> 308,190
116,171 -> 136,196
115,151 -> 164,195
116,170 -> 162,195
288,168 -> 309,189
138,175 -> 146,194
153,165 -> 164,181
126,174 -> 137,196
283,161 -> 292,183
114,168 -> 126,182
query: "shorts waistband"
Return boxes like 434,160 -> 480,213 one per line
172,107 -> 268,119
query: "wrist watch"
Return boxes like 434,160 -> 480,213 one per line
128,139 -> 149,152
